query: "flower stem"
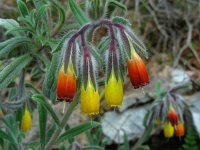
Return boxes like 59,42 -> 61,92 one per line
45,92 -> 80,150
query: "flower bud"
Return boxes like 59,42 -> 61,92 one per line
175,122 -> 184,137
56,63 -> 76,102
167,105 -> 178,125
163,122 -> 174,138
104,72 -> 123,107
80,80 -> 100,115
21,108 -> 32,132
127,49 -> 149,88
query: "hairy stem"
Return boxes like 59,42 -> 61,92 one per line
45,92 -> 80,150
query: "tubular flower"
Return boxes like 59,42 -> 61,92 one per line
127,48 -> 149,88
56,63 -> 76,102
104,72 -> 123,107
175,122 -> 185,137
21,108 -> 32,132
167,105 -> 178,125
80,80 -> 100,115
163,122 -> 174,138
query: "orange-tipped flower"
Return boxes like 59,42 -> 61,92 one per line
167,105 -> 178,125
175,122 -> 184,137
21,107 -> 32,132
80,80 -> 100,115
127,48 -> 149,88
163,122 -> 174,138
56,63 -> 76,102
104,72 -> 123,107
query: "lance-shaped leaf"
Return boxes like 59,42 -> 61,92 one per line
109,0 -> 127,12
32,94 -> 60,127
0,18 -> 20,36
57,121 -> 101,143
0,54 -> 32,89
43,52 -> 60,103
38,104 -> 47,150
112,16 -> 130,26
17,0 -> 29,17
0,37 -> 32,59
68,0 -> 89,25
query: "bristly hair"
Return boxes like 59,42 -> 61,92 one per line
124,27 -> 148,59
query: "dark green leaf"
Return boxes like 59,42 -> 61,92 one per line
17,0 -> 29,17
38,104 -> 47,150
24,141 -> 40,150
109,0 -> 127,12
35,4 -> 48,24
122,130 -> 129,150
135,145 -> 150,150
32,94 -> 60,127
0,37 -> 32,58
0,129 -> 14,143
0,54 -> 32,89
68,0 -> 89,25
57,121 -> 101,143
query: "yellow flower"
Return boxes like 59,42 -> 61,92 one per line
163,122 -> 174,138
104,72 -> 123,107
80,80 -> 100,115
21,108 -> 32,132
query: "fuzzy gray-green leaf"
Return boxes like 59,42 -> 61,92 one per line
32,94 -> 60,127
57,121 -> 101,143
68,0 -> 89,25
0,54 -> 32,89
38,104 -> 47,150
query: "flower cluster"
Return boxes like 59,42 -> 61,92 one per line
146,84 -> 187,138
56,19 -> 149,115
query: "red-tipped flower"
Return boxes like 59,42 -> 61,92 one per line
56,63 -> 76,102
175,122 -> 185,137
167,105 -> 178,125
127,48 -> 149,88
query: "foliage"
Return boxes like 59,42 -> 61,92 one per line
181,127 -> 199,150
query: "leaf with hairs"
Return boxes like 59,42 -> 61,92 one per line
109,0 -> 127,12
17,0 -> 29,17
68,0 -> 89,25
32,94 -> 60,127
57,121 -> 101,143
0,54 -> 32,89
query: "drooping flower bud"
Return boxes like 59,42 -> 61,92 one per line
21,107 -> 32,132
56,63 -> 76,102
127,48 -> 149,88
167,105 -> 178,125
163,122 -> 174,138
80,80 -> 100,115
175,122 -> 184,137
104,71 -> 123,107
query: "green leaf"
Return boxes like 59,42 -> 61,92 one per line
122,131 -> 129,150
0,129 -> 14,143
135,145 -> 150,150
49,0 -> 65,36
109,0 -> 127,12
82,146 -> 104,150
0,54 -> 32,89
38,104 -> 47,150
68,0 -> 89,25
24,141 -> 40,150
0,37 -> 32,58
57,121 -> 101,143
52,30 -> 76,53
0,19 -> 20,36
112,16 -> 130,25
17,0 -> 30,17
35,4 -> 48,24
32,94 -> 60,127
42,52 -> 59,103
